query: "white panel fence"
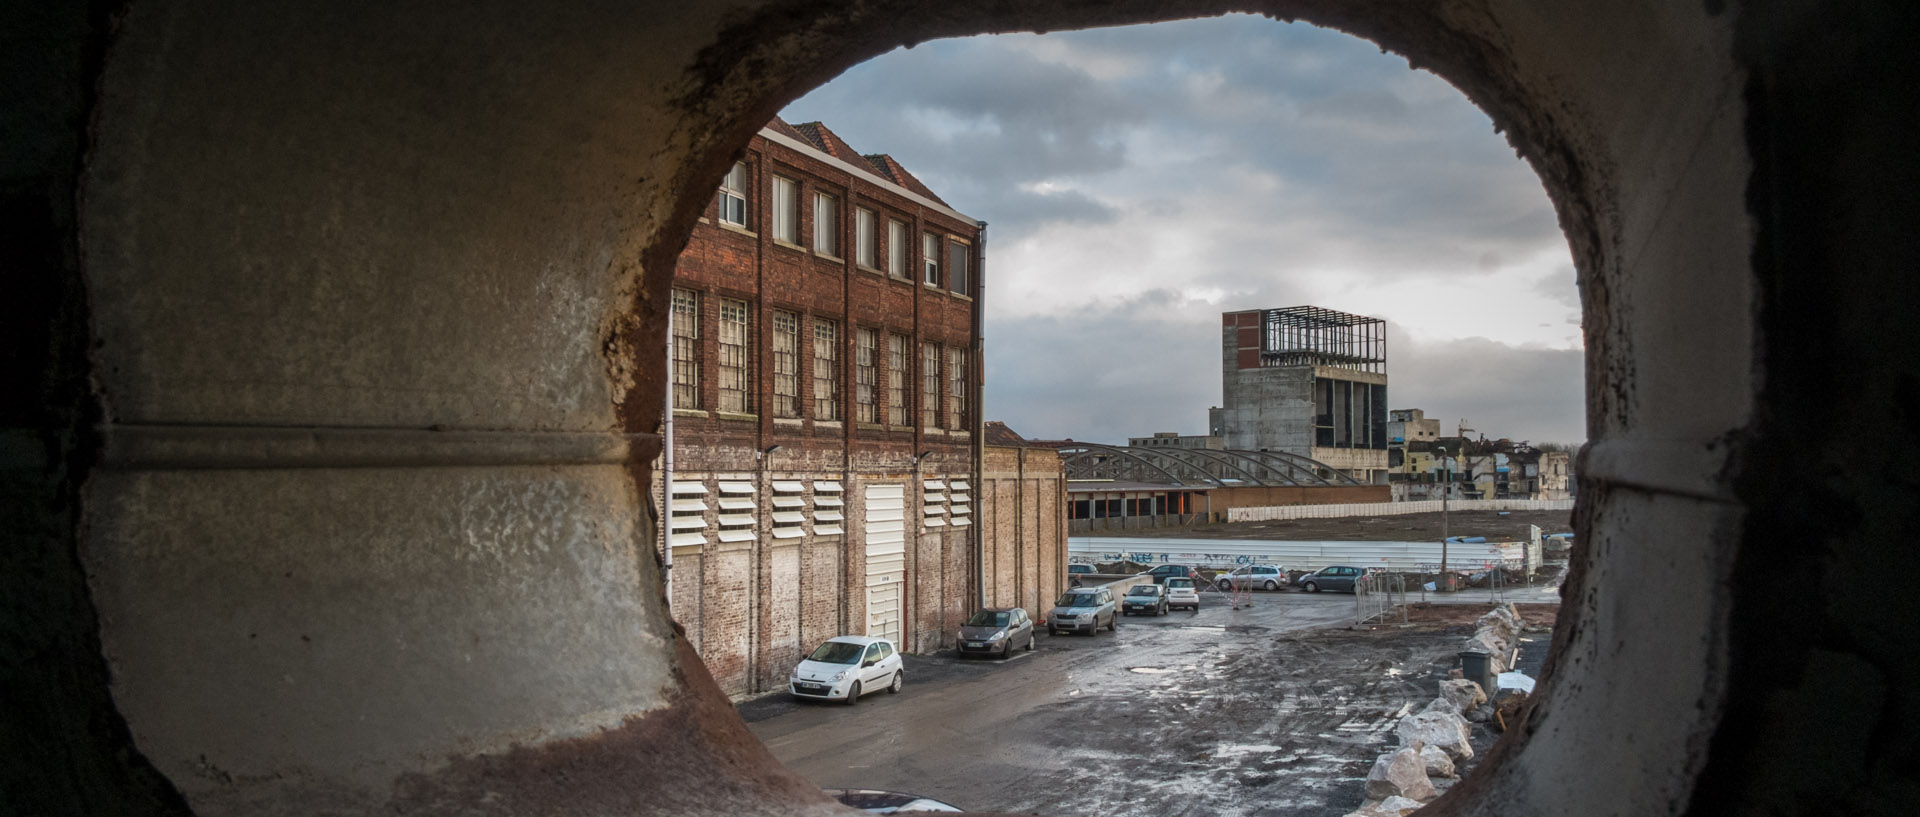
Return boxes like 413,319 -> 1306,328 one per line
1227,498 -> 1573,523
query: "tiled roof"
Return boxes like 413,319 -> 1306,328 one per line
761,117 -> 955,210
765,116 -> 811,143
984,421 -> 1029,447
790,121 -> 866,163
862,153 -> 949,207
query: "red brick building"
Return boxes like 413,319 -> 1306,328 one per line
659,118 -> 985,696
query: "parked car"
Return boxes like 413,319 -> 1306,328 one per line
1215,564 -> 1289,591
1067,564 -> 1095,576
823,789 -> 963,813
1147,564 -> 1195,584
1047,587 -> 1117,635
957,607 -> 1035,659
1296,565 -> 1366,593
789,636 -> 904,704
1121,583 -> 1169,616
1164,576 -> 1201,611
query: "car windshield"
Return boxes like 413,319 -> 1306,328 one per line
965,611 -> 1010,627
806,641 -> 865,664
1127,586 -> 1159,596
1057,593 -> 1099,608
1166,578 -> 1194,589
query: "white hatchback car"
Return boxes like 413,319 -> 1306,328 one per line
790,636 -> 905,704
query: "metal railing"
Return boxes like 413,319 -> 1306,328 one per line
1355,571 -> 1408,626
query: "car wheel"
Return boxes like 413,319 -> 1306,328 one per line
1122,609 -> 1130,617
1304,581 -> 1319,593
845,681 -> 861,705
1263,580 -> 1278,591
1027,634 -> 1036,652
888,672 -> 903,694
1108,615 -> 1118,632
1216,580 -> 1231,591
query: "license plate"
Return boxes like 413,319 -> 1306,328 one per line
796,682 -> 825,692
967,642 -> 985,648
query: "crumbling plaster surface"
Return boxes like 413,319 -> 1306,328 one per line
18,0 -> 1893,814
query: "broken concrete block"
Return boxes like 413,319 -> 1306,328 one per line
1420,743 -> 1456,778
1439,678 -> 1488,713
1397,710 -> 1474,762
1365,747 -> 1437,802
1345,795 -> 1427,816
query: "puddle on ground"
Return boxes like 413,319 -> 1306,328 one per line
1129,667 -> 1177,674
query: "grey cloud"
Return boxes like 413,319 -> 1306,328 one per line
786,16 -> 1584,446
977,187 -> 1122,242
1387,329 -> 1586,445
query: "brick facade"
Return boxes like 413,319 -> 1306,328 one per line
658,119 -> 985,697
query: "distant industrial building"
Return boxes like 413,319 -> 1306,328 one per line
1211,306 -> 1391,483
1126,431 -> 1224,450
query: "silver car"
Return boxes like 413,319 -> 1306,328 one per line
1047,587 -> 1117,635
1215,564 -> 1289,591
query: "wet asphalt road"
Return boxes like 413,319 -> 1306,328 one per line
739,586 -> 1462,816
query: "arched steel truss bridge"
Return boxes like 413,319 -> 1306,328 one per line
1056,443 -> 1364,487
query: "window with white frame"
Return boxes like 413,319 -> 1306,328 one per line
888,219 -> 909,278
671,289 -> 699,410
948,238 -> 970,295
769,480 -> 805,539
771,175 -> 798,244
922,478 -> 947,528
920,342 -> 939,428
947,347 -> 967,430
717,161 -> 748,227
812,480 -> 844,535
668,481 -> 709,547
813,318 -> 839,421
856,208 -> 877,268
855,328 -> 877,424
887,333 -> 908,425
716,481 -> 757,543
922,232 -> 940,285
812,192 -> 838,256
948,477 -> 971,527
772,310 -> 798,418
718,298 -> 750,414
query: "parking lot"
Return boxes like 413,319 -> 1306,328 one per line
740,585 -> 1550,816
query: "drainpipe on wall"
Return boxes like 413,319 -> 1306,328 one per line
661,302 -> 675,614
972,220 -> 988,611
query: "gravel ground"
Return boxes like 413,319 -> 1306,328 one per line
743,591 -> 1557,817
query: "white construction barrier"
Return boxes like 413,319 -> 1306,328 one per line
1226,498 -> 1574,523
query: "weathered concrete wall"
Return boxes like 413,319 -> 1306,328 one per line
6,0 -> 1912,816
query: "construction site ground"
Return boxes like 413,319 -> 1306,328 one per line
743,585 -> 1560,817
1104,508 -> 1574,544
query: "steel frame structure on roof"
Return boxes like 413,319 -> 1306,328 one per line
1261,306 -> 1386,373
1056,442 -> 1363,488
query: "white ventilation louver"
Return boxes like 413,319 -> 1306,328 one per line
948,474 -> 971,527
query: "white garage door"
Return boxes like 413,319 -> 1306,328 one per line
864,483 -> 906,644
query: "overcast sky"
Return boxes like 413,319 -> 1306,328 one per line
783,14 -> 1586,446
